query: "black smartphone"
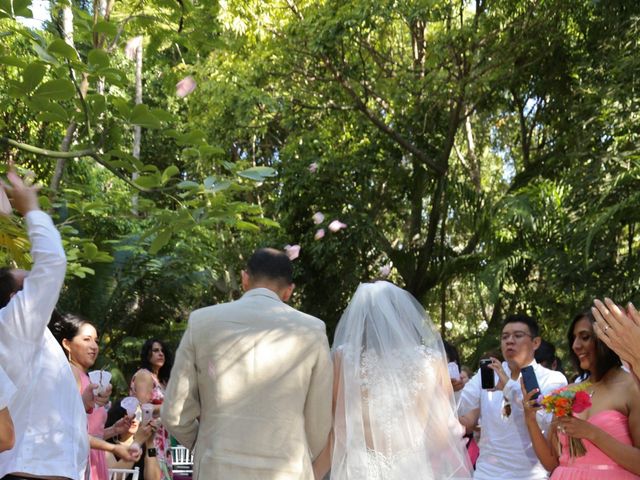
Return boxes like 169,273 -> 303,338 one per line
521,365 -> 540,400
480,358 -> 495,389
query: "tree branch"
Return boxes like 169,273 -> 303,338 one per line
1,137 -> 151,193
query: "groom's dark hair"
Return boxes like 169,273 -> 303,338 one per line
247,248 -> 293,285
0,267 -> 19,309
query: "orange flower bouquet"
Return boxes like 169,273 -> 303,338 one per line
540,383 -> 592,458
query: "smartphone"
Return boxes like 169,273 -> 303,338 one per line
479,358 -> 495,389
448,361 -> 460,380
521,365 -> 540,400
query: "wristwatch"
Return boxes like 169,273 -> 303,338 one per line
147,447 -> 157,457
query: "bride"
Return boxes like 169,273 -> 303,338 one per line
313,281 -> 472,479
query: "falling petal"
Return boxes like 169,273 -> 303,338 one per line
328,220 -> 347,232
176,75 -> 197,98
308,162 -> 318,173
312,212 -> 325,224
379,264 -> 391,277
124,36 -> 143,61
284,244 -> 301,260
314,229 -> 325,240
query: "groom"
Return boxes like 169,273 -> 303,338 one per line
163,248 -> 333,479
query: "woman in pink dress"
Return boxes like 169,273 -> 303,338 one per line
130,338 -> 174,480
49,312 -> 135,479
522,310 -> 640,479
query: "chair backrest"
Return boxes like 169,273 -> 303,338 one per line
108,467 -> 140,480
171,445 -> 194,472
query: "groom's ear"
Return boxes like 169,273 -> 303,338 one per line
241,270 -> 250,292
281,283 -> 295,303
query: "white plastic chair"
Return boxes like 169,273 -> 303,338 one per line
108,467 -> 140,480
171,445 -> 194,474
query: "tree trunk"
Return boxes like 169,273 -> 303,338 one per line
131,39 -> 143,214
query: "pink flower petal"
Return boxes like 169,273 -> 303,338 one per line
308,162 -> 318,173
314,229 -> 325,240
379,264 -> 391,277
284,244 -> 301,260
328,220 -> 347,232
176,75 -> 197,98
312,212 -> 325,224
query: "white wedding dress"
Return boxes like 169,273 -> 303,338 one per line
329,282 -> 472,480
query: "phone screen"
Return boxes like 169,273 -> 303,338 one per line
480,359 -> 495,389
521,365 -> 540,400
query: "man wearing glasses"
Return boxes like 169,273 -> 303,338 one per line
458,314 -> 567,479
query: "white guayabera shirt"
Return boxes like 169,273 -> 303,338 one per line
0,366 -> 16,410
0,211 -> 89,480
458,360 -> 567,480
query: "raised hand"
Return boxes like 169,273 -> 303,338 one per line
0,167 -> 40,217
592,298 -> 640,366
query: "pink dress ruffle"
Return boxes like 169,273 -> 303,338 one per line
551,410 -> 640,479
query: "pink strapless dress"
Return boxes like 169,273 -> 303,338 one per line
79,370 -> 109,480
551,410 -> 640,479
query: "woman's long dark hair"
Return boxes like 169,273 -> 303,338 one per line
567,310 -> 622,381
140,338 -> 173,385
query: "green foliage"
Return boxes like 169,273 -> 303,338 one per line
1,0 -> 639,377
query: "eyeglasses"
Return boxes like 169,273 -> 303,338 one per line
500,331 -> 534,342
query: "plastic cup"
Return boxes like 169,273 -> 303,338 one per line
141,403 -> 154,425
121,396 -> 140,418
88,370 -> 112,396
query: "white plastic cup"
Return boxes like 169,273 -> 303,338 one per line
88,370 -> 112,396
121,396 -> 139,418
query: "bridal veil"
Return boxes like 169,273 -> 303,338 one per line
329,281 -> 472,479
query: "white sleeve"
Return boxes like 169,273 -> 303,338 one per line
458,368 -> 482,416
0,366 -> 16,410
0,211 -> 66,384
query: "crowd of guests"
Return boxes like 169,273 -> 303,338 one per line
1,166 -> 640,480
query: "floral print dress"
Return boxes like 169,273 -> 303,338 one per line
130,368 -> 173,480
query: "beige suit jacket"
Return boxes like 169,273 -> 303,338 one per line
162,288 -> 333,480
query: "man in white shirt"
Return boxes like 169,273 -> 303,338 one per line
0,169 -> 89,480
458,314 -> 567,480
0,366 -> 15,452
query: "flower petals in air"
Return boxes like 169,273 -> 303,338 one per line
328,220 -> 347,232
312,212 -> 325,224
176,76 -> 197,98
284,244 -> 301,260
314,229 -> 325,240
308,162 -> 318,173
379,264 -> 391,277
